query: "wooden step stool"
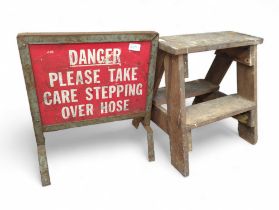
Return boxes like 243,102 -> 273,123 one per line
151,31 -> 263,176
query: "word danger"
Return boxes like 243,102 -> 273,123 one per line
69,48 -> 121,66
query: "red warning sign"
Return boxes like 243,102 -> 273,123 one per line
29,41 -> 151,125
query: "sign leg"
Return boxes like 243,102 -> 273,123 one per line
37,143 -> 51,186
142,122 -> 155,161
132,118 -> 155,161
132,117 -> 143,129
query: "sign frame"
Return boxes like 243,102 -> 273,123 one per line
17,31 -> 159,186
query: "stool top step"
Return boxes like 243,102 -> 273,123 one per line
159,31 -> 263,55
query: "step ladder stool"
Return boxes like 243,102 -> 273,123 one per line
151,31 -> 263,176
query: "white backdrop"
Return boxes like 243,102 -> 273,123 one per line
0,0 -> 278,210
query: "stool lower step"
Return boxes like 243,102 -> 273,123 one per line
186,94 -> 256,128
151,94 -> 256,133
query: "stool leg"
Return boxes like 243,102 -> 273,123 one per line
237,46 -> 258,144
165,54 -> 189,176
238,122 -> 257,144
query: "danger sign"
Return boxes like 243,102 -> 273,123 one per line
29,41 -> 152,125
18,32 -> 158,186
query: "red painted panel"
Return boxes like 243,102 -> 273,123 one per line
29,41 -> 151,126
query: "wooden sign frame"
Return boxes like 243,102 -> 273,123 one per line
17,31 -> 159,186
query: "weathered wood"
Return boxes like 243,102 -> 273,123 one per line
237,46 -> 258,144
204,54 -> 233,85
132,117 -> 143,129
151,104 -> 168,134
152,92 -> 257,149
216,46 -> 255,66
196,91 -> 256,127
154,79 -> 218,106
18,38 -> 51,186
45,112 -> 146,132
18,31 -> 159,44
186,95 -> 256,128
194,90 -> 226,101
151,104 -> 193,151
142,122 -> 155,161
194,45 -> 258,105
153,49 -> 165,98
186,128 -> 192,151
152,32 -> 262,178
237,50 -> 257,101
153,93 -> 256,130
37,144 -> 51,186
131,118 -> 155,160
159,31 -> 263,55
183,54 -> 188,78
165,54 -> 189,176
193,53 -> 233,104
235,110 -> 256,127
238,123 -> 257,145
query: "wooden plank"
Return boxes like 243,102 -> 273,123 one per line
37,144 -> 51,186
151,104 -> 168,133
152,92 -> 256,130
186,94 -> 256,128
132,117 -> 143,129
193,53 -> 232,104
216,46 -> 256,66
44,112 -> 146,132
152,49 -> 165,98
183,54 -> 188,78
189,92 -> 258,143
153,79 -> 219,106
195,90 -> 226,101
141,122 -> 155,161
186,128 -> 193,152
165,54 -> 189,176
132,118 -> 155,161
151,104 -> 193,152
159,31 -> 263,55
237,55 -> 257,101
197,91 -> 256,127
237,46 -> 258,144
235,110 -> 256,127
238,124 -> 257,145
205,54 -> 233,85
18,31 -> 159,43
